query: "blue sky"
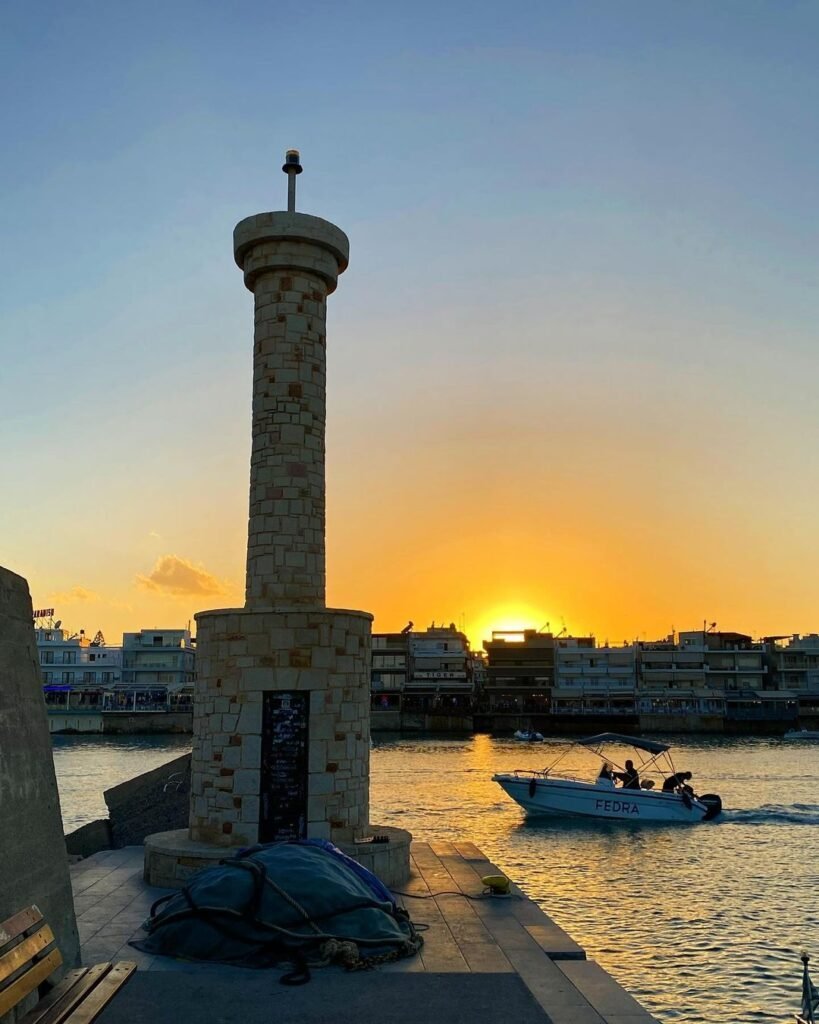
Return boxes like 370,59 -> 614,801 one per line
2,1 -> 819,641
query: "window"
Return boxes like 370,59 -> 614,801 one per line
101,672 -> 113,684
61,671 -> 73,684
373,654 -> 405,669
153,636 -> 163,646
42,672 -> 52,684
63,651 -> 76,665
42,650 -> 54,664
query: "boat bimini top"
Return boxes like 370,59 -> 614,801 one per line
531,732 -> 679,782
574,733 -> 670,755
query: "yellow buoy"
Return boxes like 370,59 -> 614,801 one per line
481,874 -> 511,895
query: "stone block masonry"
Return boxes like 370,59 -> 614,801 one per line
234,213 -> 349,609
190,606 -> 372,847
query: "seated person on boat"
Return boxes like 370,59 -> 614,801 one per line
612,759 -> 640,789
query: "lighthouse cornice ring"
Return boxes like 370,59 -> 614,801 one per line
234,212 -> 349,293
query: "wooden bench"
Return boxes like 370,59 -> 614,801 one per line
0,906 -> 135,1024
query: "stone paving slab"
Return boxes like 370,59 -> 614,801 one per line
95,971 -> 550,1024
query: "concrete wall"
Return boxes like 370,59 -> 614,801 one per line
639,713 -> 725,734
64,753 -> 191,859
105,752 -> 190,847
65,818 -> 112,859
48,711 -> 104,734
370,709 -> 402,731
0,567 -> 79,970
102,712 -> 192,734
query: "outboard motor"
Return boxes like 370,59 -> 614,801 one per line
698,793 -> 722,820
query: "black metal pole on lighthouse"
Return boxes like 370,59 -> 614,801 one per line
282,149 -> 303,213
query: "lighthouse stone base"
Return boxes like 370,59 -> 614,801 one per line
144,824 -> 412,890
144,604 -> 411,889
190,605 -> 371,846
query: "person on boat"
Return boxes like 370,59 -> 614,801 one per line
613,760 -> 640,789
597,762 -> 615,786
662,770 -> 693,794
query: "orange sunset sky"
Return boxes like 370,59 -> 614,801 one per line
4,5 -> 819,650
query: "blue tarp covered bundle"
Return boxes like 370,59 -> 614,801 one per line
132,840 -> 421,982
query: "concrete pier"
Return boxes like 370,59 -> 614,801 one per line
75,842 -> 658,1024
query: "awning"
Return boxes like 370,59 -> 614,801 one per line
106,682 -> 177,691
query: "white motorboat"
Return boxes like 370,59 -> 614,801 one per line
784,728 -> 819,740
513,729 -> 544,742
493,732 -> 723,824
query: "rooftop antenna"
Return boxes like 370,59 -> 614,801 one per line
282,149 -> 303,213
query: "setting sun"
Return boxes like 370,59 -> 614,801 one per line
469,603 -> 552,650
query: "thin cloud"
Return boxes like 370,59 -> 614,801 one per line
148,530 -> 162,539
136,554 -> 229,597
49,586 -> 101,604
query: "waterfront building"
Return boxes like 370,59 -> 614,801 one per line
764,634 -> 819,718
36,625 -> 122,709
482,629 -> 555,711
119,628 -> 195,710
37,619 -> 196,724
405,624 -> 473,712
552,638 -> 637,716
469,650 -> 487,694
636,630 -> 779,720
369,623 -> 478,729
371,629 -> 410,714
638,633 -> 715,716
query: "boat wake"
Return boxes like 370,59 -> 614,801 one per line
721,803 -> 819,826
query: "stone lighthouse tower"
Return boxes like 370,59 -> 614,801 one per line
145,153 -> 409,886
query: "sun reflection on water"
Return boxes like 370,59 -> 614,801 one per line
371,734 -> 819,1024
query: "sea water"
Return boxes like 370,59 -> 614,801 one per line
52,732 -> 818,1023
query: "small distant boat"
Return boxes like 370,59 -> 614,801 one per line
513,729 -> 544,742
493,732 -> 723,824
795,951 -> 818,1024
784,728 -> 819,740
